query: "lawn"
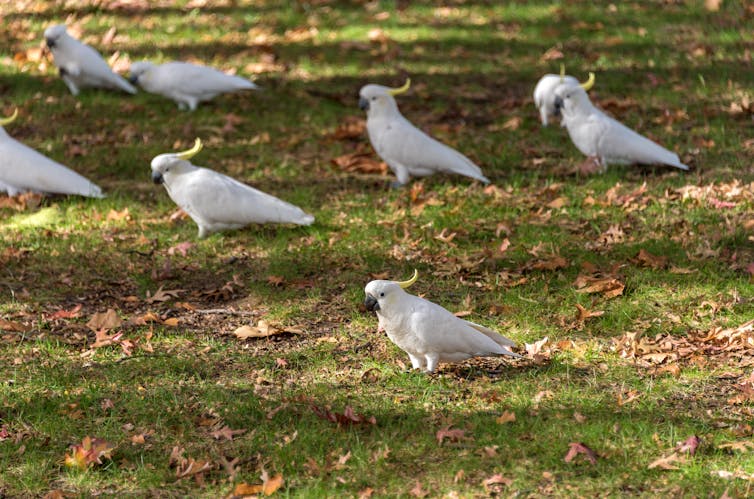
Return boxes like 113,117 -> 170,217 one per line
1,0 -> 754,497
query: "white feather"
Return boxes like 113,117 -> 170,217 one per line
359,84 -> 490,186
130,61 -> 258,111
44,24 -> 136,96
533,74 -> 579,126
151,153 -> 314,238
0,128 -> 103,197
555,84 -> 689,170
364,279 -> 520,373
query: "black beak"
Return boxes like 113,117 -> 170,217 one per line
364,295 -> 380,312
128,75 -> 139,85
553,96 -> 564,113
46,38 -> 55,49
151,171 -> 164,185
358,97 -> 369,111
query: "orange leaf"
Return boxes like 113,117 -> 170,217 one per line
496,411 -> 516,424
575,303 -> 605,321
86,309 -> 122,332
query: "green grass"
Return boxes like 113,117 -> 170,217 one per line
2,0 -> 754,496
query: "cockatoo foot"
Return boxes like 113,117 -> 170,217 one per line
577,156 -> 604,175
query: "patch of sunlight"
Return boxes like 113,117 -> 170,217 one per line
2,206 -> 62,230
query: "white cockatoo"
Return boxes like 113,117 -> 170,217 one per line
553,74 -> 689,172
364,270 -> 522,373
0,109 -> 104,198
358,79 -> 490,186
44,24 -> 137,96
151,138 -> 315,238
533,65 -> 588,126
128,61 -> 259,111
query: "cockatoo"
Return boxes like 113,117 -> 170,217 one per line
364,270 -> 522,373
128,61 -> 259,111
358,79 -> 490,186
553,74 -> 689,172
44,24 -> 137,96
533,65 -> 588,126
0,109 -> 104,198
151,138 -> 315,238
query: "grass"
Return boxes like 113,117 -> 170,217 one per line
1,0 -> 754,496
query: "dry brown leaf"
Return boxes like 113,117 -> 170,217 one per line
648,452 -> 686,470
408,480 -> 428,498
496,411 -> 516,424
547,197 -> 568,209
575,303 -> 605,321
574,275 -> 625,299
145,286 -> 184,304
717,440 -> 754,453
564,442 -> 598,465
634,249 -> 668,269
482,473 -> 513,491
331,117 -> 366,140
0,319 -> 31,332
210,426 -> 247,441
86,309 -> 122,332
332,152 -> 387,175
436,426 -> 466,445
525,336 -> 550,356
501,116 -> 521,131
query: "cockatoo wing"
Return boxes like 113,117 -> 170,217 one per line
463,320 -> 518,348
564,113 -> 605,158
376,117 -> 489,183
156,63 -> 258,94
598,115 -> 688,169
69,40 -> 136,94
175,168 -> 314,226
0,138 -> 104,197
402,296 -> 519,358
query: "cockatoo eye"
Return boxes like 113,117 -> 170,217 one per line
379,292 -> 385,297
371,97 -> 377,101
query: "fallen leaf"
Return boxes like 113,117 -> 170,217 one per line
86,309 -> 122,332
482,473 -> 513,490
574,275 -> 625,299
233,321 -> 302,340
0,319 -> 31,332
332,152 -> 387,175
167,242 -> 194,257
717,440 -> 754,453
675,435 -> 700,455
564,442 -> 598,465
634,249 -> 668,269
436,426 -> 466,445
64,436 -> 114,470
525,336 -> 550,356
211,426 -> 247,441
145,286 -> 184,304
409,480 -> 428,498
648,452 -> 686,470
496,411 -> 516,424
311,404 -> 376,426
48,304 -> 83,320
575,303 -> 605,321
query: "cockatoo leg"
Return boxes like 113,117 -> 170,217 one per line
577,156 -> 604,175
408,354 -> 425,370
389,163 -> 410,187
61,74 -> 80,96
424,353 -> 440,374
